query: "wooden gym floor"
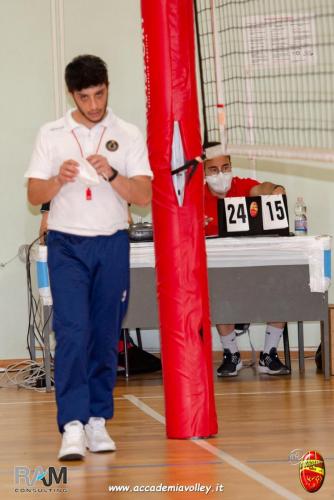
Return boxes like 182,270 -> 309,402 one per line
0,356 -> 333,499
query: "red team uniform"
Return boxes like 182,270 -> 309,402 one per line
204,177 -> 260,237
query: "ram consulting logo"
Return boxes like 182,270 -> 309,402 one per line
14,466 -> 68,494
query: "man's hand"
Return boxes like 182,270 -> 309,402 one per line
28,159 -> 79,205
204,216 -> 214,227
39,212 -> 49,245
57,160 -> 79,185
84,156 -> 152,206
271,185 -> 285,195
87,154 -> 112,181
250,182 -> 286,197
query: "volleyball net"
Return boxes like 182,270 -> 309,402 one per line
194,0 -> 334,161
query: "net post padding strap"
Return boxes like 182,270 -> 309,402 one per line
141,0 -> 218,438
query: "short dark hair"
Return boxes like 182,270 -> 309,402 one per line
203,141 -> 221,150
203,141 -> 231,163
65,55 -> 109,92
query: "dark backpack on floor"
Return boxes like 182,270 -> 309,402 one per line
315,343 -> 322,371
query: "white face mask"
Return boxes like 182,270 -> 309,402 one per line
206,171 -> 233,195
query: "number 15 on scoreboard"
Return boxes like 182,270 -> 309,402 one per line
261,195 -> 289,230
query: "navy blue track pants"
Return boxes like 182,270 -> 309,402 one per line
47,230 -> 129,432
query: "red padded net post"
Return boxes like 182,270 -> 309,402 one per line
141,0 -> 217,438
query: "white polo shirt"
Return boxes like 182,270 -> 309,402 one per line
25,108 -> 153,236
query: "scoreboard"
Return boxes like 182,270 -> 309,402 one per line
217,194 -> 290,237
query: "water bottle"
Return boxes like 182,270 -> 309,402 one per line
36,245 -> 53,305
294,197 -> 307,236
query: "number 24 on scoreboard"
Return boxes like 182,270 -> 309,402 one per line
225,196 -> 288,232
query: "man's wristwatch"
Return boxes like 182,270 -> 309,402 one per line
40,202 -> 51,213
108,167 -> 118,183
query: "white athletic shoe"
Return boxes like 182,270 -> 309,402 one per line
85,417 -> 116,453
58,420 -> 86,461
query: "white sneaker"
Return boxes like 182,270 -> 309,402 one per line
85,417 -> 116,453
58,420 -> 86,461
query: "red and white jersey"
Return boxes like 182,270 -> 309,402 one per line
205,176 -> 260,236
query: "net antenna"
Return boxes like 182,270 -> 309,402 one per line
194,0 -> 334,162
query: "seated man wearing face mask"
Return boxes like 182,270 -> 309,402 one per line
204,151 -> 290,377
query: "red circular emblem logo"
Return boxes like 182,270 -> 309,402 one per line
249,201 -> 258,218
299,450 -> 325,493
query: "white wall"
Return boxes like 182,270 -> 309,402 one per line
0,0 -> 146,358
0,0 -> 56,359
0,1 -> 332,359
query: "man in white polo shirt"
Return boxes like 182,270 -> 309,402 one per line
25,55 -> 153,461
